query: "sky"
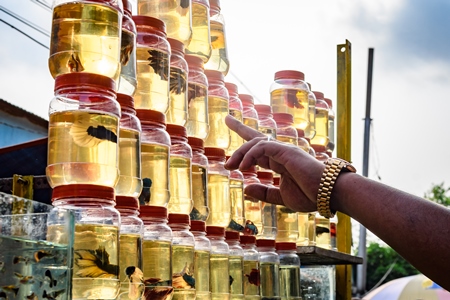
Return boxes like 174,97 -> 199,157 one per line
1,0 -> 450,247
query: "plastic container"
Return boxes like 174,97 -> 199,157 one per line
49,0 -> 123,82
116,93 -> 142,198
205,147 -> 230,227
256,239 -> 280,299
169,213 -> 196,299
204,70 -> 230,149
225,82 -> 244,156
188,137 -> 210,221
310,91 -> 329,152
137,0 -> 192,46
273,113 -> 298,146
324,97 -> 335,153
47,73 -> 121,188
206,226 -> 230,300
167,38 -> 189,126
256,171 -> 277,240
228,162 -> 245,233
118,0 -> 137,96
330,214 -> 338,251
240,235 -> 260,300
240,94 -> 259,131
50,184 -> 121,299
296,210 -> 309,247
186,0 -> 212,63
167,124 -> 193,215
276,242 -> 302,300
133,16 -> 170,113
296,128 -> 310,153
270,70 -> 310,134
255,104 -> 277,140
185,54 -> 210,139
315,212 -> 331,249
204,0 -> 230,75
276,207 -> 298,244
312,145 -> 330,163
137,109 -> 171,207
242,167 -> 262,237
139,205 -> 174,297
191,221 -> 212,300
225,231 -> 244,300
305,83 -> 316,140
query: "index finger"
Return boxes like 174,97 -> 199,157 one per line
225,115 -> 265,141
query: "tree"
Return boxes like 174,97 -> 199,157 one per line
424,182 -> 450,206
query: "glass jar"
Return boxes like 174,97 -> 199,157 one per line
205,147 -> 230,227
228,163 -> 245,233
191,221 -> 211,300
47,73 -> 121,188
276,242 -> 301,300
312,145 -> 330,162
185,54 -> 209,139
116,196 -> 144,300
49,0 -> 123,82
132,16 -> 170,113
167,38 -> 189,126
167,124 -> 193,215
204,70 -> 230,149
255,104 -> 277,140
256,239 -> 280,300
137,109 -> 171,207
297,211 -> 309,247
242,166 -> 262,237
324,97 -> 335,153
273,113 -> 298,146
137,0 -> 192,46
239,94 -> 259,131
50,184 -> 121,299
225,231 -> 244,300
239,235 -> 260,300
139,205 -> 174,298
168,213 -> 196,299
186,0 -> 212,63
270,70 -> 310,134
204,0 -> 229,75
225,82 -> 244,156
310,91 -> 329,151
188,137 -> 209,221
307,212 -> 316,246
305,83 -> 316,140
206,226 -> 230,300
116,93 -> 142,198
330,214 -> 338,251
315,212 -> 331,249
296,128 -> 310,153
256,171 -> 277,240
118,0 -> 137,96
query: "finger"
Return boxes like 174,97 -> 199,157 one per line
225,115 -> 265,141
244,183 -> 285,206
225,136 -> 268,170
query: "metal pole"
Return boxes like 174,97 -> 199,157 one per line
356,48 -> 374,296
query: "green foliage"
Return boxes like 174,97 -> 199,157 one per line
365,243 -> 419,291
424,182 -> 450,206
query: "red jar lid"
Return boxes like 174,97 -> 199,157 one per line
168,213 -> 190,225
240,235 -> 256,245
324,98 -> 333,108
185,55 -> 204,69
275,242 -> 297,251
188,137 -> 204,151
52,184 -> 115,201
205,70 -> 224,83
209,0 -> 220,10
273,177 -> 280,187
225,230 -> 240,241
191,220 -> 206,232
274,70 -> 305,81
312,144 -> 327,153
122,0 -> 132,15
166,124 -> 187,138
132,15 -> 166,35
54,73 -> 116,93
296,128 -> 305,138
242,165 -> 257,175
313,91 -> 324,100
256,239 -> 276,248
168,38 -> 185,56
139,205 -> 168,219
273,113 -> 294,125
116,196 -> 139,210
239,94 -> 254,106
136,109 -> 166,125
204,147 -> 226,159
117,93 -> 135,110
257,171 -> 273,181
225,82 -> 238,94
254,104 -> 272,115
206,226 -> 225,237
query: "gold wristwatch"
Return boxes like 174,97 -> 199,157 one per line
317,158 -> 356,218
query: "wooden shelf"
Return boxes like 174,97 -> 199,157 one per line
297,246 -> 363,266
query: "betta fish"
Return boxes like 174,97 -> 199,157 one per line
244,269 -> 260,286
172,263 -> 195,289
74,246 -> 119,278
228,219 -> 245,232
147,49 -> 169,81
69,113 -> 117,147
139,178 -> 152,205
283,90 -> 304,109
126,266 -> 144,299
244,220 -> 258,235
169,68 -> 187,95
67,53 -> 84,72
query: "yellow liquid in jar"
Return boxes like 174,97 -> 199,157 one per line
168,156 -> 193,214
116,128 -> 143,197
276,135 -> 298,146
49,2 -> 121,81
194,250 -> 211,299
47,110 -> 119,188
118,28 -> 137,96
243,117 -> 258,131
167,66 -> 188,125
258,126 -> 277,140
140,143 -> 170,206
172,245 -> 195,299
308,213 -> 316,246
142,240 -> 173,296
229,255 -> 244,297
327,114 -> 335,152
227,109 -> 244,156
138,0 -> 192,45
244,199 -> 262,236
186,1 -> 211,62
228,179 -> 245,232
205,20 -> 229,75
243,260 -> 260,297
190,164 -> 209,221
276,206 -> 298,243
210,254 -> 229,297
206,174 -> 230,227
296,212 -> 309,246
186,82 -> 209,139
279,265 -> 301,300
204,95 -> 230,149
270,88 -> 310,132
259,262 -> 280,299
135,47 -> 170,112
310,107 -> 329,148
260,203 -> 277,240
315,216 -> 331,249
118,233 -> 143,298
